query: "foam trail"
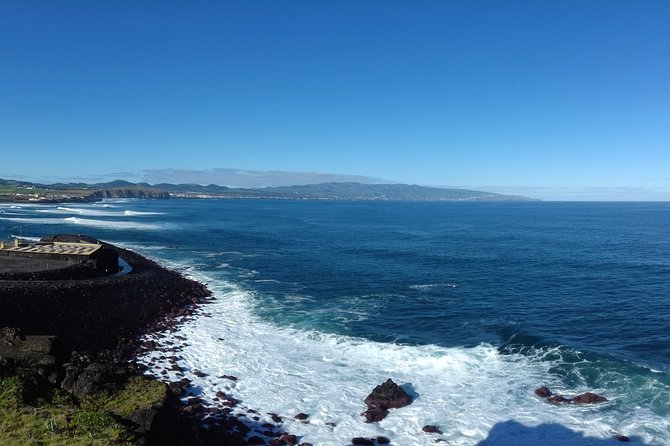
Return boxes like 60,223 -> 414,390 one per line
33,207 -> 164,217
1,217 -> 67,225
63,217 -> 167,230
0,216 -> 167,230
123,210 -> 164,216
35,207 -> 121,217
10,235 -> 41,242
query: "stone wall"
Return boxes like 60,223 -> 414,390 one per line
0,235 -> 210,354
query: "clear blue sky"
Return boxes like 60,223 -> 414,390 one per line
1,1 -> 669,200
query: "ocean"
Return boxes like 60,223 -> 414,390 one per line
1,199 -> 669,445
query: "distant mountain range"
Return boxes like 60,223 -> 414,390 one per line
0,178 -> 534,203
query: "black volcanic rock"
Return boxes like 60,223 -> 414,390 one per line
362,378 -> 412,422
61,361 -> 129,397
571,392 -> 608,404
536,386 -> 608,405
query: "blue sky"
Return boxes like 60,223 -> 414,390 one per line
1,1 -> 669,200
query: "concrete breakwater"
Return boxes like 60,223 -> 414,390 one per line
0,234 -> 211,355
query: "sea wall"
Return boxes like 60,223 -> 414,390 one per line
0,235 -> 210,354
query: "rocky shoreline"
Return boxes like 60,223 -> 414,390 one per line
0,234 -> 212,444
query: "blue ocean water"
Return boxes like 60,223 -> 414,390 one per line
1,199 -> 669,445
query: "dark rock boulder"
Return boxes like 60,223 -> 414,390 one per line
362,406 -> 389,423
280,433 -> 298,445
536,386 -> 608,405
534,386 -> 552,398
547,394 -> 570,404
422,424 -> 442,434
128,407 -> 161,433
571,392 -> 608,404
61,361 -> 129,398
362,378 -> 412,422
351,438 -> 374,446
0,327 -> 56,376
268,412 -> 283,423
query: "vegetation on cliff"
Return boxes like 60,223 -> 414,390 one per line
0,363 -> 167,446
0,235 -> 212,445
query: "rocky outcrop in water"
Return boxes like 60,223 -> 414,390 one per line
535,386 -> 608,405
362,378 -> 413,422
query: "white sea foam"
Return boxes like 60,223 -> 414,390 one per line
0,217 -> 66,225
35,207 -> 117,217
136,265 -> 666,446
64,217 -> 169,230
409,283 -> 458,291
33,207 -> 163,217
10,235 -> 41,242
0,216 -> 167,230
123,210 -> 164,216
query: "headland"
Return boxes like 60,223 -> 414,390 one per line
0,234 -> 213,445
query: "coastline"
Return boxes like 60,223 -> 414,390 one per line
0,234 -> 316,445
0,235 -> 218,444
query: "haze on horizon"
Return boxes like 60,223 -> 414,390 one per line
1,1 -> 669,201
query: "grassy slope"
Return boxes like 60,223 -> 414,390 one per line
0,373 -> 166,445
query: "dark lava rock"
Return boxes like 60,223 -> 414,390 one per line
571,392 -> 608,404
128,407 -> 160,434
534,386 -> 552,398
248,436 -> 266,445
351,438 -> 374,446
362,406 -> 389,423
376,436 -> 391,444
362,378 -> 412,422
293,412 -> 309,421
615,434 -> 630,442
268,412 -> 283,423
220,374 -> 238,381
192,369 -> 208,378
168,380 -> 189,397
422,425 -> 442,434
535,387 -> 607,404
547,395 -> 570,404
186,396 -> 203,405
536,386 -> 607,405
61,361 -> 129,398
180,403 -> 205,415
280,433 -> 298,445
